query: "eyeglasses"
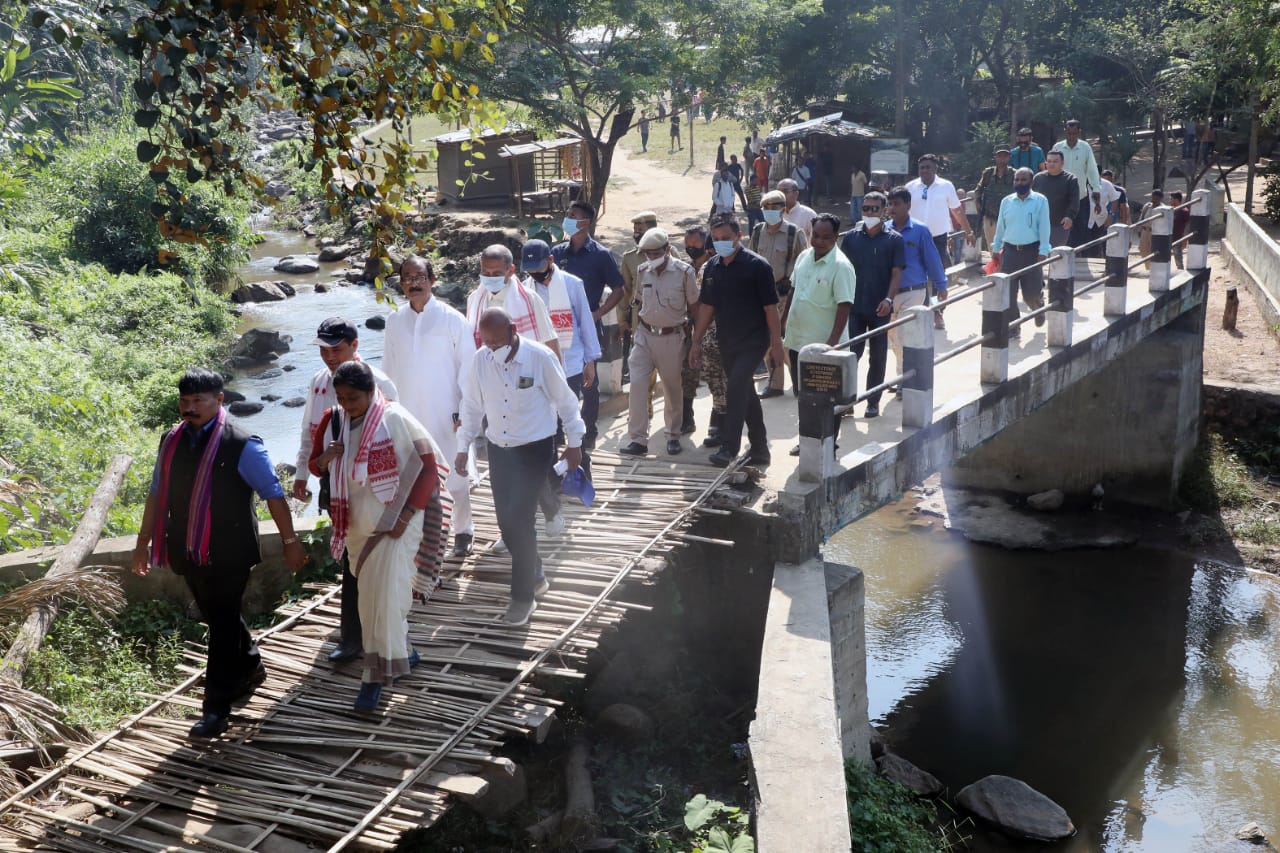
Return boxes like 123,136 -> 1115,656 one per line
402,275 -> 430,284
862,206 -> 882,213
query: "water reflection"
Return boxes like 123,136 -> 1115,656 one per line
827,504 -> 1280,851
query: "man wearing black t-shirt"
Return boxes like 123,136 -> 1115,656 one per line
689,214 -> 784,467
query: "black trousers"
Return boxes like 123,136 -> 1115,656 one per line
338,551 -> 361,651
184,566 -> 260,716
720,341 -> 770,455
541,373 -> 584,520
930,234 -> 950,303
489,437 -> 555,603
581,363 -> 600,442
849,310 -> 890,406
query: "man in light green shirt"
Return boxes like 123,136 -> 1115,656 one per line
781,213 -> 856,395
1050,119 -> 1100,248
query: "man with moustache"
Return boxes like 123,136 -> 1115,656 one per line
133,368 -> 307,737
292,316 -> 398,660
383,256 -> 479,558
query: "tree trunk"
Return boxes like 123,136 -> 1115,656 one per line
1245,98 -> 1259,214
0,454 -> 132,687
585,138 -> 618,217
556,735 -> 596,849
1151,110 -> 1165,191
1222,285 -> 1239,330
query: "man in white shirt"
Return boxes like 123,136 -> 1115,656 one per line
456,308 -> 585,627
292,316 -> 397,663
1050,119 -> 1101,247
776,177 -> 816,237
383,256 -> 479,558
906,153 -> 974,329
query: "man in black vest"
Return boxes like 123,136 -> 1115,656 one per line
132,368 -> 307,738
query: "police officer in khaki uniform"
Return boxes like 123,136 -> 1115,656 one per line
619,228 -> 701,457
751,190 -> 809,398
620,211 -> 659,410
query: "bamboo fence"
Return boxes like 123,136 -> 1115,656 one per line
0,449 -> 741,852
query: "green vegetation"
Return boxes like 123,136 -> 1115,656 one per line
1179,430 -> 1280,562
845,760 -> 966,853
0,128 -> 244,554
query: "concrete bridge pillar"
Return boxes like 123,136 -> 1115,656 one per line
945,279 -> 1207,507
980,273 -> 1012,384
1149,206 -> 1174,293
1188,189 -> 1211,271
1104,223 -> 1131,316
1047,246 -> 1075,348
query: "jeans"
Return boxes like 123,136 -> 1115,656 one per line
185,565 -> 260,716
849,196 -> 863,223
580,363 -> 600,442
720,341 -> 770,455
849,310 -> 890,406
488,437 -> 555,603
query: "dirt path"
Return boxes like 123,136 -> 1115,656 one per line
1203,253 -> 1280,387
594,143 -> 712,244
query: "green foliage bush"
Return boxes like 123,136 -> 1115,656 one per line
25,603 -> 190,731
1261,161 -> 1280,224
846,760 -> 949,853
20,127 -> 253,288
948,120 -> 1012,190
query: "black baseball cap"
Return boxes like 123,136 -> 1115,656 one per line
521,239 -> 552,272
311,317 -> 358,346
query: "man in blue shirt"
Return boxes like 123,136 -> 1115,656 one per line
552,200 -> 625,449
839,191 -> 905,417
885,187 -> 947,393
1010,127 -> 1046,172
133,368 -> 307,737
992,167 -> 1052,335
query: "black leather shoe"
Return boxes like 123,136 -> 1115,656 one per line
582,434 -> 597,451
328,644 -> 361,664
747,446 -> 771,466
708,449 -> 736,467
619,441 -> 648,456
233,663 -> 267,700
451,533 -> 473,558
702,428 -> 722,448
865,404 -> 880,418
666,439 -> 683,455
189,711 -> 229,738
680,417 -> 696,435
758,388 -> 784,399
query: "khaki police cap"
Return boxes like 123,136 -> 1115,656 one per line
638,227 -> 669,251
761,190 -> 786,206
631,211 -> 659,225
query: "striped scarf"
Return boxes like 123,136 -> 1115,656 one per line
328,390 -> 393,561
467,281 -> 540,347
150,407 -> 226,569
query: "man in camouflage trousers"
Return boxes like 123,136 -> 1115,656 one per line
681,224 -> 728,446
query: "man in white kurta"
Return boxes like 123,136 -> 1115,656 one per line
383,256 -> 479,558
293,316 -> 398,663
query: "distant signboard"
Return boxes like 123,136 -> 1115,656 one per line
870,138 -> 910,175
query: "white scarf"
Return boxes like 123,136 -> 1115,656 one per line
466,279 -> 540,346
532,269 -> 575,352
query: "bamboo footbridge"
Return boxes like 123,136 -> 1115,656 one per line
0,450 -> 742,852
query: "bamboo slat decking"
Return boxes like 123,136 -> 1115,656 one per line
0,450 -> 741,852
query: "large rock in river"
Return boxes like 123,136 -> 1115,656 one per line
230,281 -> 290,303
318,243 -> 355,262
231,328 -> 292,362
956,775 -> 1075,842
875,752 -> 942,797
274,255 -> 321,274
227,401 -> 264,416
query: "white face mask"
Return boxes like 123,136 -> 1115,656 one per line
762,209 -> 783,225
562,217 -> 580,238
479,274 -> 506,293
862,215 -> 882,229
490,344 -> 512,363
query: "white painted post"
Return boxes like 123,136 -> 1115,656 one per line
1188,189 -> 1210,271
796,344 -> 857,484
1046,246 -> 1074,348
1104,223 -> 1130,317
1148,206 -> 1174,293
980,273 -> 1011,384
899,305 -> 934,429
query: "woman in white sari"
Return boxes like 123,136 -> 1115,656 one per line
309,361 -> 448,711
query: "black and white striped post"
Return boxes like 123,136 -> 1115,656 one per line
981,272 -> 1012,384
1046,246 -> 1075,348
1188,189 -> 1211,271
1148,206 -> 1174,293
1104,223 -> 1130,317
899,305 -> 934,429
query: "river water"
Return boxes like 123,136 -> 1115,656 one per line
827,502 -> 1280,851
226,224 -> 391,477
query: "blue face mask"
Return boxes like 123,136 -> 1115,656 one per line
713,239 -> 737,257
562,217 -> 580,238
1015,183 -> 1031,197
762,209 -> 783,225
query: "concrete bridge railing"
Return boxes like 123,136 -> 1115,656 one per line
1222,202 -> 1280,335
795,188 -> 1213,485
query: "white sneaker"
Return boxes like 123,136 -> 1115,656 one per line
534,577 -> 550,598
545,514 -> 566,538
491,538 -> 508,554
502,599 -> 537,626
